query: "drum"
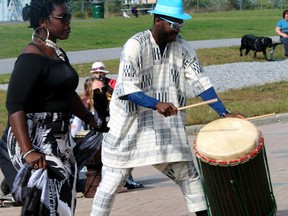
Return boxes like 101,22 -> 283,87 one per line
194,118 -> 277,216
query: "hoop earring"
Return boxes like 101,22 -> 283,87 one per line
32,26 -> 49,45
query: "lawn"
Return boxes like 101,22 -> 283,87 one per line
0,9 -> 282,58
0,9 -> 287,135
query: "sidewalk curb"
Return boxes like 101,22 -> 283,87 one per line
186,113 -> 288,135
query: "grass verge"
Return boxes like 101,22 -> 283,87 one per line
1,80 -> 287,135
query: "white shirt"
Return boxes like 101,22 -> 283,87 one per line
102,30 -> 212,168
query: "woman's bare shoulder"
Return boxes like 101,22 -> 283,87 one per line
22,43 -> 45,55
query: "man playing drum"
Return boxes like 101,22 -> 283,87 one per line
90,0 -> 243,216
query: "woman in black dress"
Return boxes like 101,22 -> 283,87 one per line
6,0 -> 98,215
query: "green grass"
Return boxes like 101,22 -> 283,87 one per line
0,90 -> 8,135
49,45 -> 287,78
1,80 -> 288,134
0,9 -> 283,58
0,45 -> 285,80
0,9 -> 287,135
186,81 -> 288,125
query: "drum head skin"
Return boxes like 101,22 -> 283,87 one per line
195,118 -> 261,162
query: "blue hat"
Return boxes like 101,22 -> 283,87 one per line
148,0 -> 192,20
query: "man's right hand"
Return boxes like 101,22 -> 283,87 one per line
155,102 -> 178,117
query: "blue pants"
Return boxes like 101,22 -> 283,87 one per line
280,37 -> 288,56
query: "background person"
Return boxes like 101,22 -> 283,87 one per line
22,3 -> 30,21
276,9 -> 288,59
0,122 -> 18,206
71,62 -> 115,138
6,0 -> 98,214
72,62 -> 144,196
89,61 -> 144,189
90,0 -> 243,216
131,5 -> 139,17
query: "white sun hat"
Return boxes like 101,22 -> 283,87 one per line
90,61 -> 109,74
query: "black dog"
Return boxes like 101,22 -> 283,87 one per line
240,34 -> 273,60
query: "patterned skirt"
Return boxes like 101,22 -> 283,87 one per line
7,112 -> 77,216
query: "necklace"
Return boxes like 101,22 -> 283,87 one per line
45,39 -> 65,61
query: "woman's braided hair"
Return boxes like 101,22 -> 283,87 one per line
29,0 -> 68,29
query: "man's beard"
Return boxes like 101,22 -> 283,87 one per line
159,31 -> 178,44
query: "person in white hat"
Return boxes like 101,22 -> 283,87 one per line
90,61 -> 109,77
72,61 -> 144,192
90,61 -> 113,88
90,1 -> 244,216
91,62 -> 144,189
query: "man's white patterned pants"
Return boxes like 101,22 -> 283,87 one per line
90,161 -> 207,216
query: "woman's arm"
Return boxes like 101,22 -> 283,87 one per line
275,27 -> 287,38
9,111 -> 47,169
6,54 -> 49,169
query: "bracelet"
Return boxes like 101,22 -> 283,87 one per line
23,149 -> 35,159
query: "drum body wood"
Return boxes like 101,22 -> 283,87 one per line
194,118 -> 277,216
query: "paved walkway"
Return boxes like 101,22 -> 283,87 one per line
0,36 -> 279,75
1,118 -> 288,215
0,37 -> 286,215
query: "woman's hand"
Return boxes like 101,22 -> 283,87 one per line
24,150 -> 46,170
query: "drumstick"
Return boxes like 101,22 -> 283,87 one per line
177,98 -> 218,111
247,113 -> 276,120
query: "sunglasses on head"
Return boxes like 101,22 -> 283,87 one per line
159,17 -> 183,31
49,12 -> 72,23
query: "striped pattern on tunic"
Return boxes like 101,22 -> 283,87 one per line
102,30 -> 212,168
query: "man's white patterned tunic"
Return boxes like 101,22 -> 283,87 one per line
102,30 -> 212,168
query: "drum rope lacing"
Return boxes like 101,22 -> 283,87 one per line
193,133 -> 264,167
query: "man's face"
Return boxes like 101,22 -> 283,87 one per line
92,72 -> 106,81
157,16 -> 183,43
